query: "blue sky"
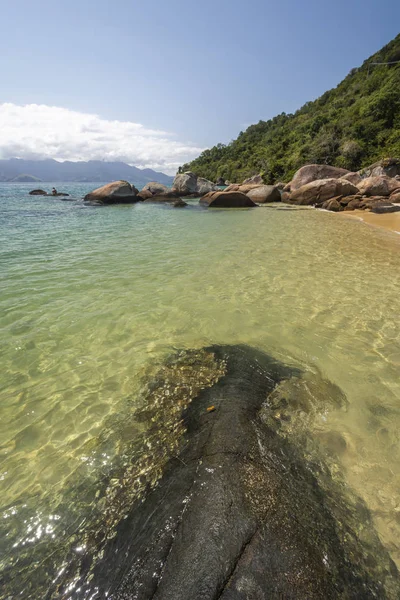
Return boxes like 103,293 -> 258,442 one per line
0,0 -> 399,173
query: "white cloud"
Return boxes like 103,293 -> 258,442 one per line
0,103 -> 203,175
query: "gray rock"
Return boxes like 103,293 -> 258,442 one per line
371,204 -> 400,214
67,345 -> 399,600
173,172 -> 217,196
360,158 -> 400,179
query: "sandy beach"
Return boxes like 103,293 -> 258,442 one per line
339,209 -> 400,235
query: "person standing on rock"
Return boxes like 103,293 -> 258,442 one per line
52,187 -> 57,195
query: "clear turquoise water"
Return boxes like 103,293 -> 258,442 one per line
1,182 -> 400,596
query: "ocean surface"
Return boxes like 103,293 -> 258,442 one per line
1,182 -> 400,597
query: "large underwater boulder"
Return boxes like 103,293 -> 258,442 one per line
55,345 -> 399,600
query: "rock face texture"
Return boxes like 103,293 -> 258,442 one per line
290,164 -> 350,191
200,191 -> 257,208
137,182 -> 178,201
173,172 -> 217,196
356,176 -> 400,197
246,185 -> 281,203
389,190 -> 400,203
140,182 -> 171,196
361,158 -> 400,179
84,181 -> 139,204
61,345 -> 399,600
289,178 -> 359,205
341,171 -> 363,185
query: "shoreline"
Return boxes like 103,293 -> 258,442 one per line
337,208 -> 400,235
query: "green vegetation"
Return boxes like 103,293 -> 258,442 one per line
182,34 -> 400,184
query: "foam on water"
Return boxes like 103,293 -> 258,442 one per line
1,183 -> 400,594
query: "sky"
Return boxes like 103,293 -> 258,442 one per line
0,0 -> 399,174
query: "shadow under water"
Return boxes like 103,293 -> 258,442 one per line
2,345 -> 399,599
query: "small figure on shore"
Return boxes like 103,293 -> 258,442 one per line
52,187 -> 57,196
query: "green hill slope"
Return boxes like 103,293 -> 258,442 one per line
182,34 -> 400,184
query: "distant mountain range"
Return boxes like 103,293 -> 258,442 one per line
0,159 -> 174,185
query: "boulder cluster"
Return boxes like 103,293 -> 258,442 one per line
283,160 -> 400,214
31,158 -> 400,213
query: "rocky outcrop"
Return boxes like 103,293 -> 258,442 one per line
389,190 -> 400,203
141,182 -> 171,195
246,185 -> 281,203
242,173 -> 263,185
173,172 -> 217,196
137,182 -> 178,201
356,176 -> 400,197
29,189 -> 48,195
215,177 -> 227,186
84,181 -> 139,204
64,345 -> 399,600
173,199 -> 188,208
321,194 -> 400,213
200,191 -> 257,208
29,189 -> 69,197
371,204 -> 400,214
360,157 -> 400,179
290,164 -> 350,191
289,178 -> 359,205
224,183 -> 260,193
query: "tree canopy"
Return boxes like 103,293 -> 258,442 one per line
182,34 -> 400,184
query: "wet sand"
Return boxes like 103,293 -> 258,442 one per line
340,209 -> 400,235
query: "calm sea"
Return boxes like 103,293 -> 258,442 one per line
1,182 -> 400,597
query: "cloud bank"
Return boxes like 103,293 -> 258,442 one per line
0,103 -> 203,174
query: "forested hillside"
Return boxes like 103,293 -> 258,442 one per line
182,34 -> 400,184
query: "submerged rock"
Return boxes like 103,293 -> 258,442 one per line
57,345 -> 399,600
173,199 -> 188,207
84,180 -> 139,204
200,191 -> 257,208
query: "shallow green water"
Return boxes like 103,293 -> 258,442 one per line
1,183 -> 400,595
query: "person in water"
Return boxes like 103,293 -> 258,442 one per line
52,187 -> 57,195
